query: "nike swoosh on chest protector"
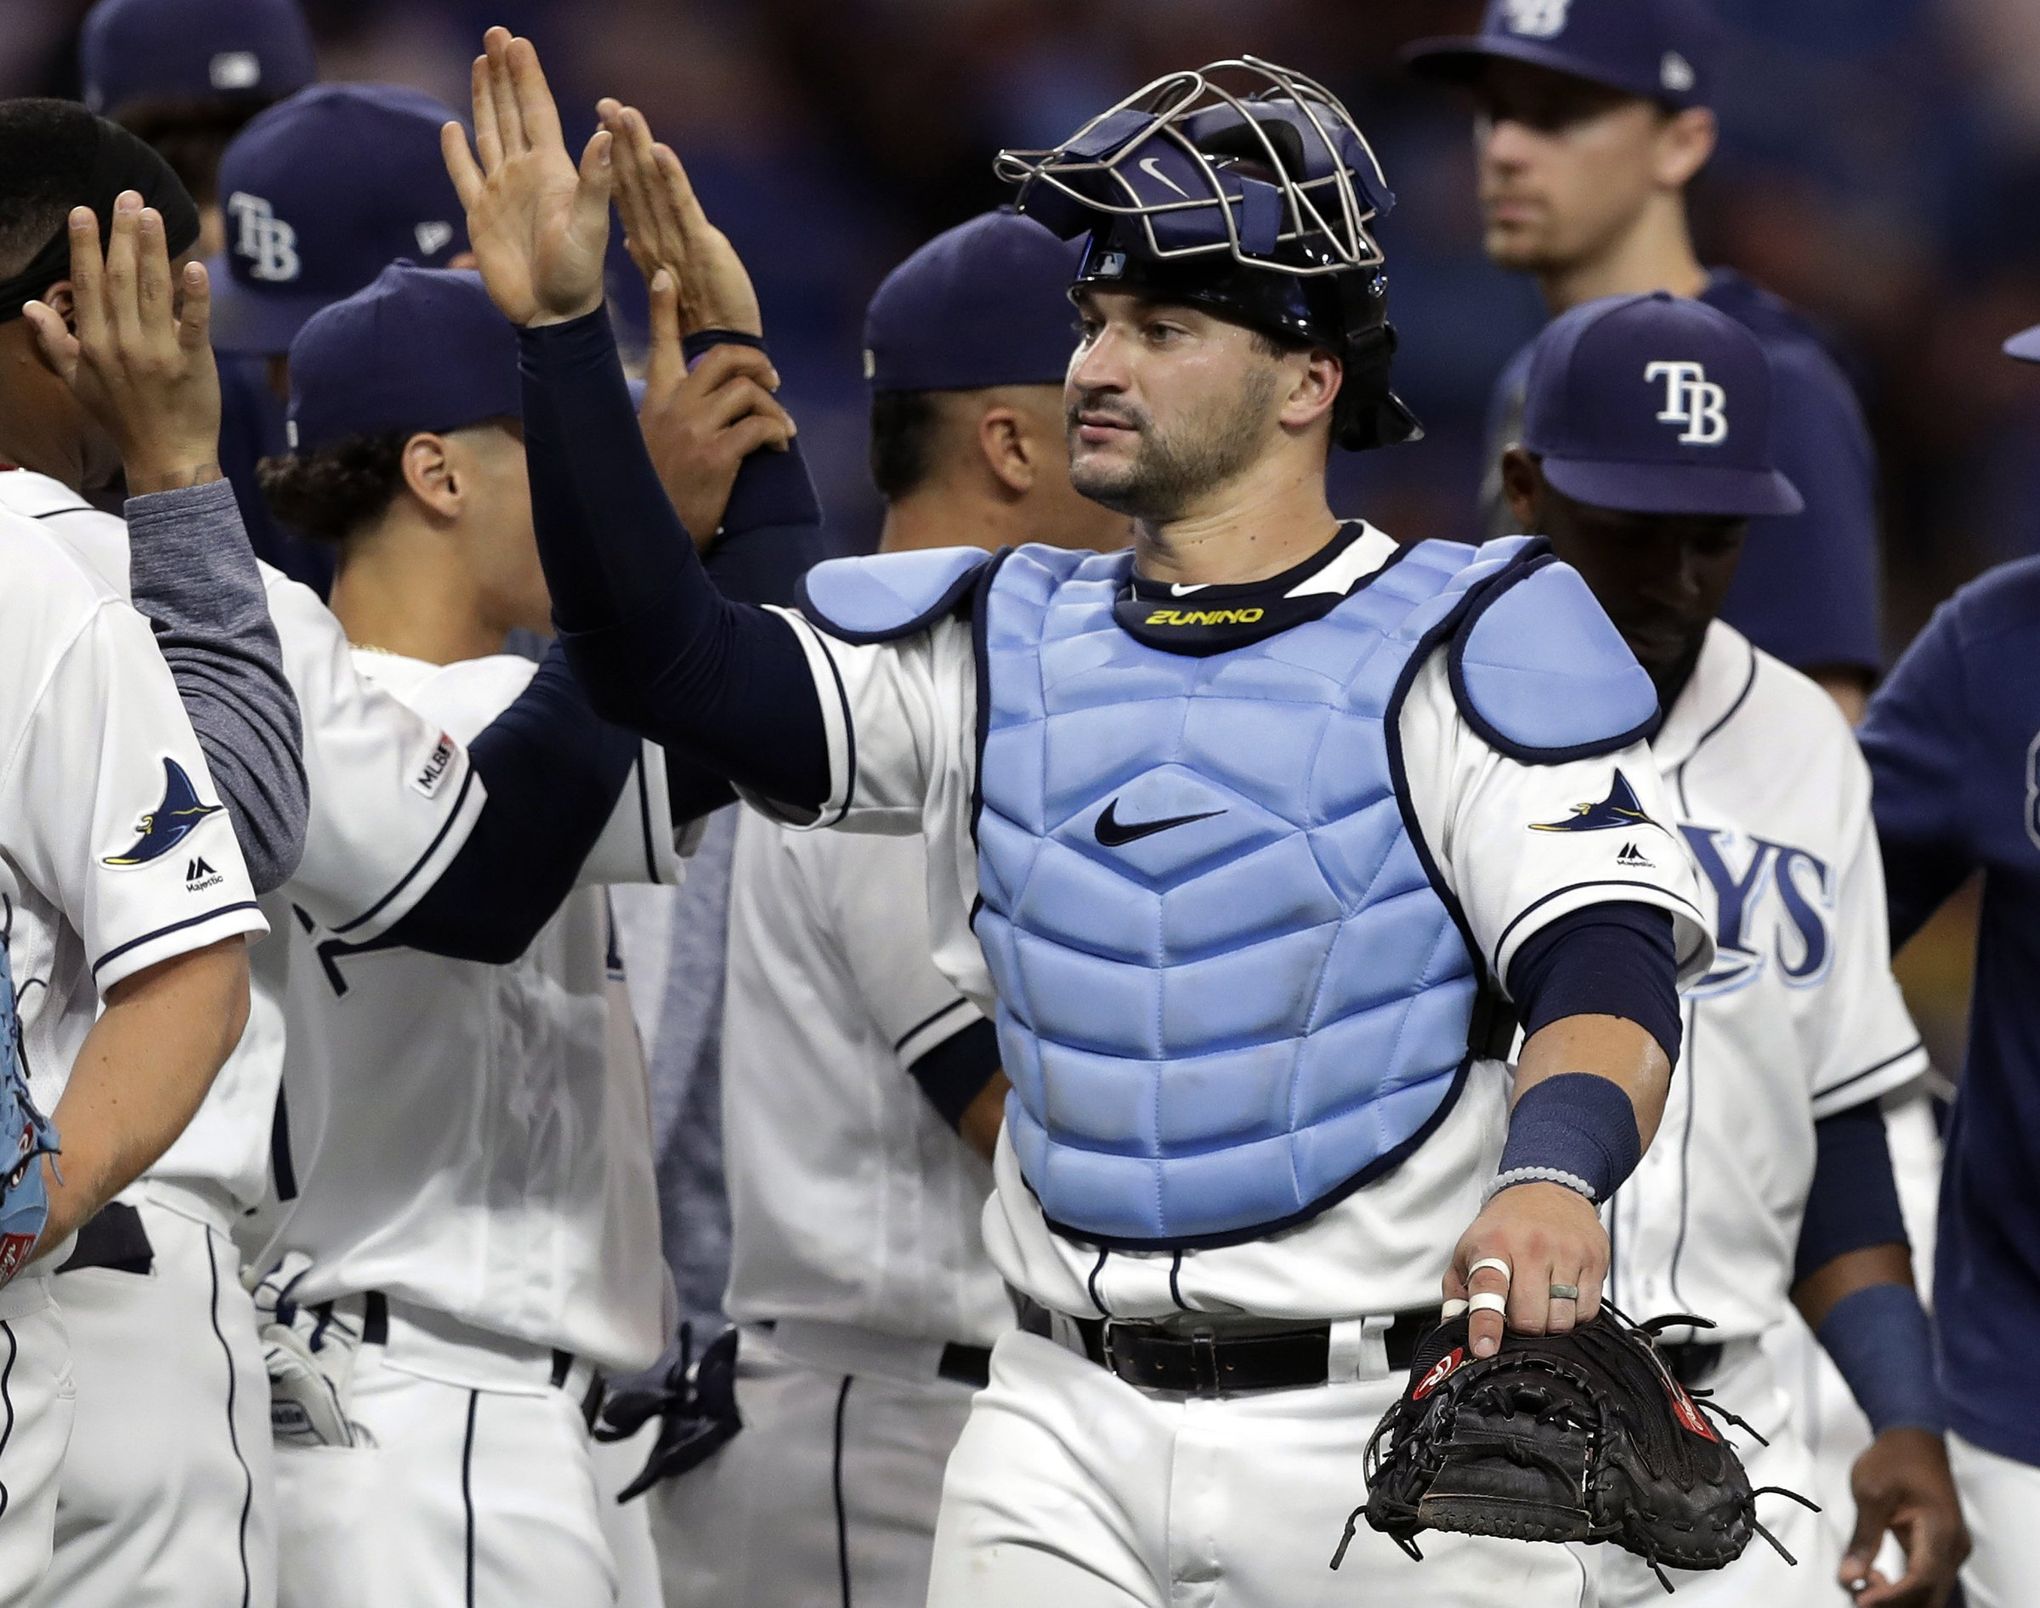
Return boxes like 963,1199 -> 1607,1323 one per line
1093,799 -> 1228,847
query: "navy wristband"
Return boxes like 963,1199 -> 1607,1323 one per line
1815,1283 -> 1945,1436
1492,1072 -> 1642,1204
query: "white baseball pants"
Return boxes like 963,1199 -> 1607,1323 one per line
925,1327 -> 1596,1608
32,1193 -> 273,1608
0,1277 -> 72,1608
1947,1431 -> 2040,1608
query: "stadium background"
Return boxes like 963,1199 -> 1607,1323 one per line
7,0 -> 2032,1071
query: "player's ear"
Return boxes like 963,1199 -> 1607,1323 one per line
1276,345 -> 1341,436
1653,106 -> 1716,189
1499,446 -> 1544,530
37,281 -> 76,334
978,404 -> 1035,499
399,431 -> 461,520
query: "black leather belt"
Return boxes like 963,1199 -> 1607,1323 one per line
938,1342 -> 992,1388
1021,1300 -> 1436,1397
1657,1339 -> 1724,1388
55,1202 -> 153,1277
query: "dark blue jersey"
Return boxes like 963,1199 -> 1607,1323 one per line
1484,270 -> 1882,678
1861,556 -> 2040,1465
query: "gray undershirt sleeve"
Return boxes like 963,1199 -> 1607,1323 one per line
124,477 -> 307,893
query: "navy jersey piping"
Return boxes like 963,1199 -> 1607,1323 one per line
93,901 -> 261,976
331,764 -> 478,935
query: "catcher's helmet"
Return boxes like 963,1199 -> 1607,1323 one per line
997,56 -> 1421,451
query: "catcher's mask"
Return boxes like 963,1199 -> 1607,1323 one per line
997,56 -> 1422,453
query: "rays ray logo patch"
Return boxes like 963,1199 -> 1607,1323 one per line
1530,769 -> 1663,835
104,758 -> 224,867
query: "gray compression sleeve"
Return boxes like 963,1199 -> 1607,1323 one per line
125,477 -> 307,892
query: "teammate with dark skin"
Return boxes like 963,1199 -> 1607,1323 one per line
1501,444 -> 1968,1608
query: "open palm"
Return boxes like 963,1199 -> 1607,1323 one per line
442,28 -> 611,328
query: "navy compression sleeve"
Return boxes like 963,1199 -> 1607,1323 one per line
1505,903 -> 1681,1065
382,644 -> 641,963
1794,1100 -> 1908,1284
519,311 -> 829,809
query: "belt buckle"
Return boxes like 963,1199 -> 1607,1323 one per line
1190,1327 -> 1222,1397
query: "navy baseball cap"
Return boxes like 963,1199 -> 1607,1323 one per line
2005,326 -> 2040,363
863,209 -> 1083,393
211,83 -> 468,356
286,265 -> 519,455
1520,292 -> 1801,518
1404,0 -> 1715,111
81,0 -> 315,117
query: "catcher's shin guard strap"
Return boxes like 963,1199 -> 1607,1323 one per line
1815,1283 -> 1945,1436
1490,1072 -> 1641,1205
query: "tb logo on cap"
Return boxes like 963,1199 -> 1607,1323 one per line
1501,0 -> 1571,39
227,192 -> 300,283
1646,360 -> 1728,446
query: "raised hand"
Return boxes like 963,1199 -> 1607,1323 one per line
22,191 -> 223,493
598,99 -> 763,337
636,267 -> 794,546
441,28 -> 612,327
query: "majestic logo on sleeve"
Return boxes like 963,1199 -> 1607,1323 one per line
103,759 -> 225,868
1530,770 -> 1662,835
1645,360 -> 1729,446
1679,824 -> 1834,995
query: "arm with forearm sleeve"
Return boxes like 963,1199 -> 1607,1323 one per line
519,311 -> 829,808
124,478 -> 308,893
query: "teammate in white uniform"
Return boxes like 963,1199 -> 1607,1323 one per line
452,38 -> 1722,1606
0,122 -> 273,1608
1493,290 -> 1968,1605
652,203 -> 1128,1605
244,258 -> 805,1608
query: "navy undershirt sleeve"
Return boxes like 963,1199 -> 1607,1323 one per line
1505,903 -> 1681,1066
1794,1100 -> 1908,1285
519,311 -> 829,809
908,1017 -> 1004,1133
381,644 -> 640,963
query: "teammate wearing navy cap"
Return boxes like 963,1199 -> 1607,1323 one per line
646,204 -> 1126,1608
1499,292 -> 1965,1607
208,82 -> 474,594
455,35 -> 1718,1604
1407,0 -> 1885,722
1858,324 -> 2040,1608
79,0 -> 316,260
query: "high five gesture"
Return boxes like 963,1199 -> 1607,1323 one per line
441,28 -> 611,327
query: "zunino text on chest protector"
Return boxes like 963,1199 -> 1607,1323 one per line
799,534 -> 1658,1248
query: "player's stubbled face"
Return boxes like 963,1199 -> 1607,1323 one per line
1471,62 -> 1666,272
1537,491 -> 1746,693
1065,288 -> 1281,521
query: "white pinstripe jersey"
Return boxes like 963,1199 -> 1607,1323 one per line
1604,622 -> 1927,1338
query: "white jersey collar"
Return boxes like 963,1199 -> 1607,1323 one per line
1649,620 -> 1758,773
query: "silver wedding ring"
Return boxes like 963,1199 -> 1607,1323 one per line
1548,1283 -> 1581,1302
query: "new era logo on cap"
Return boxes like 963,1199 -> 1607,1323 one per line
227,192 -> 299,282
1502,0 -> 1572,38
415,221 -> 454,257
1646,359 -> 1727,446
209,51 -> 262,91
1661,51 -> 1696,93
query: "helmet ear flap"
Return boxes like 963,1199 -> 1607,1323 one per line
1333,324 -> 1424,452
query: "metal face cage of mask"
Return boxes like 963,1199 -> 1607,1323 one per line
996,56 -> 1422,450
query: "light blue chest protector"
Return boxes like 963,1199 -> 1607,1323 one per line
799,532 -> 1657,1247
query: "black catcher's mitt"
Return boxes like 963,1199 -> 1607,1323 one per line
1340,1307 -> 1815,1591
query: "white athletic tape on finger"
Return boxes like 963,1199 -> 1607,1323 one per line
1468,1292 -> 1508,1316
1440,1299 -> 1470,1320
1468,1257 -> 1513,1284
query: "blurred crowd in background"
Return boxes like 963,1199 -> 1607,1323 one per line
9,0 -> 2032,1063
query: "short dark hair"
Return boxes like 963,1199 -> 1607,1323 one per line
0,99 -> 103,278
116,96 -> 278,212
868,388 -> 942,501
256,432 -> 409,544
